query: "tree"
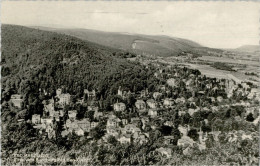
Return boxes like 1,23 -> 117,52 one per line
107,135 -> 117,146
187,129 -> 199,141
171,127 -> 181,145
89,123 -> 105,140
159,125 -> 172,136
85,111 -> 94,121
201,124 -> 211,133
181,113 -> 191,125
76,105 -> 86,120
246,113 -> 254,122
205,134 -> 214,148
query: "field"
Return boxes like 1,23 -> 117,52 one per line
198,56 -> 259,66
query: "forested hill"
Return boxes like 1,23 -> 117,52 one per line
31,26 -> 202,57
1,24 -> 157,106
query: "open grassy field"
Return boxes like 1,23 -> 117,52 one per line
179,63 -> 254,82
198,56 -> 259,66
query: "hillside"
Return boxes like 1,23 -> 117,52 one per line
232,45 -> 260,53
1,24 -> 157,103
31,26 -> 202,57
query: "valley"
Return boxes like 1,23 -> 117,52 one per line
1,24 -> 259,165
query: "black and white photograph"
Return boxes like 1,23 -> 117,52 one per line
1,1 -> 259,165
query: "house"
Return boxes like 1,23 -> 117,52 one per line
186,79 -> 194,89
146,99 -> 157,109
43,98 -> 55,114
167,78 -> 176,87
122,119 -> 128,125
178,125 -> 189,136
176,97 -> 186,104
209,97 -> 216,103
76,98 -> 84,105
205,83 -> 213,89
164,121 -> 174,127
148,109 -> 158,117
58,93 -> 71,106
217,96 -> 223,102
88,106 -> 99,112
68,110 -> 77,121
56,88 -> 62,96
177,136 -> 195,147
154,72 -> 159,78
117,86 -> 124,97
183,146 -> 192,156
188,97 -> 195,102
153,92 -> 162,100
198,128 -> 207,143
61,130 -> 69,137
91,122 -> 99,129
140,89 -> 149,98
247,88 -> 259,99
211,106 -> 218,112
133,133 -> 148,144
164,136 -> 175,145
45,122 -> 54,131
32,114 -> 41,124
65,119 -> 72,128
133,127 -> 141,135
163,98 -> 174,106
53,111 -> 60,121
131,117 -> 141,125
94,110 -> 103,120
241,82 -> 250,90
188,108 -> 196,116
84,89 -> 96,100
107,127 -> 120,137
119,134 -> 132,144
139,134 -> 148,144
141,116 -> 150,125
75,128 -> 85,136
41,118 -> 53,125
77,119 -> 91,132
135,100 -> 146,110
113,102 -> 126,112
178,110 -> 186,116
122,124 -> 136,134
158,85 -> 166,91
48,130 -> 56,139
10,94 -> 23,108
68,122 -> 79,133
156,147 -> 172,158
59,110 -> 64,117
107,116 -> 121,128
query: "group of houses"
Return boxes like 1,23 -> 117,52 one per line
10,61 -> 259,158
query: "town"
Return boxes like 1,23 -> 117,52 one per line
9,62 -> 259,161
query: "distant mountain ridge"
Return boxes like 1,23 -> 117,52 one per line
30,26 -> 203,57
232,45 -> 260,53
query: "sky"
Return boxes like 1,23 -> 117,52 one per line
1,1 -> 259,48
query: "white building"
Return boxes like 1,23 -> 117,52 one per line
163,98 -> 174,106
32,114 -> 41,124
58,94 -> 71,106
135,100 -> 146,110
146,99 -> 157,109
113,102 -> 126,112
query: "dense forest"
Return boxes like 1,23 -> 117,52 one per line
2,25 -> 157,107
